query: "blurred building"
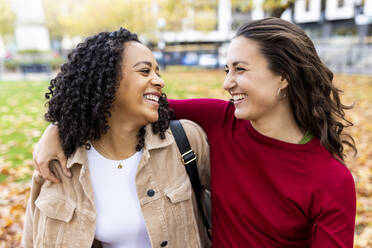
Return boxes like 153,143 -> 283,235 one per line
12,0 -> 50,51
293,0 -> 371,40
231,0 -> 372,74
292,0 -> 372,74
154,0 -> 233,69
159,0 -> 371,74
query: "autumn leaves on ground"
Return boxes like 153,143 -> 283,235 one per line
0,70 -> 371,247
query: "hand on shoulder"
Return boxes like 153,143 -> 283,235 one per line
33,124 -> 71,183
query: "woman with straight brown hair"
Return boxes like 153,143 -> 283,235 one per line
33,18 -> 357,247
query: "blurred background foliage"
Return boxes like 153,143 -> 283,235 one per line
0,0 -> 292,42
41,0 -> 220,41
0,0 -> 16,37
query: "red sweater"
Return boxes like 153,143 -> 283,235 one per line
169,99 -> 356,248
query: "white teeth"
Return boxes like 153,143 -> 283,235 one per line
144,94 -> 159,102
232,94 -> 247,102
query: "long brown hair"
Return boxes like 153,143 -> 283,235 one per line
236,17 -> 356,161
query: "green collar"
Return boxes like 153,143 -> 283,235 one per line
298,130 -> 313,144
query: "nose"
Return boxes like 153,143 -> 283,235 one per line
223,71 -> 236,92
151,73 -> 165,89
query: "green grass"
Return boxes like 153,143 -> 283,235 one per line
0,81 -> 49,182
164,69 -> 228,99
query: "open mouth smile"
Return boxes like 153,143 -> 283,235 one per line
143,94 -> 159,103
231,94 -> 247,103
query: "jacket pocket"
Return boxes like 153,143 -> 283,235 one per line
165,178 -> 192,204
164,176 -> 194,229
35,194 -> 76,247
164,176 -> 200,247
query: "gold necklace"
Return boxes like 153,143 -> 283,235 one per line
93,142 -> 124,169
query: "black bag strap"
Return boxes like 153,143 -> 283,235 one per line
169,120 -> 211,240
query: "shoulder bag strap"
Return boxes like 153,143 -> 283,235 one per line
169,120 -> 212,240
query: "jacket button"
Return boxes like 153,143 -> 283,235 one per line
160,241 -> 168,247
147,189 -> 155,197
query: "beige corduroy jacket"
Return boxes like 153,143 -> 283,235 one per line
22,120 -> 210,248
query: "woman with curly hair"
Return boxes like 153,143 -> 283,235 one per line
33,18 -> 357,247
23,28 -> 210,248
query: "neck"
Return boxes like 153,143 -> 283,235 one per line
251,101 -> 304,144
92,117 -> 144,160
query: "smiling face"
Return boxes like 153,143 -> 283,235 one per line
112,41 -> 164,127
223,36 -> 288,121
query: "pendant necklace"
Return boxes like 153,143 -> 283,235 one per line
94,142 -> 124,169
117,161 -> 123,169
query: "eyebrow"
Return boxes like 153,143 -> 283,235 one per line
133,61 -> 159,71
133,61 -> 152,67
232,61 -> 249,66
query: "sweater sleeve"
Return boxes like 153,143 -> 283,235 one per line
310,161 -> 356,248
168,98 -> 230,134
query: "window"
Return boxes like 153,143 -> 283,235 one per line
337,0 -> 345,8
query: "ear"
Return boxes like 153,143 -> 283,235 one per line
279,75 -> 289,90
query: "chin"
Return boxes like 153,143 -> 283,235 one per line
147,113 -> 159,124
234,109 -> 250,120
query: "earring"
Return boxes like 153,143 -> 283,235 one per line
277,88 -> 286,99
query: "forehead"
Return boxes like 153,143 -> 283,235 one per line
123,42 -> 155,64
226,36 -> 260,64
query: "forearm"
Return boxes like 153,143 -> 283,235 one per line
169,98 -> 228,133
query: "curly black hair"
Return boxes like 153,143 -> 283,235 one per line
45,27 -> 173,157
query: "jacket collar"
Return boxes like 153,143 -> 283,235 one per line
67,145 -> 88,169
64,145 -> 95,211
144,124 -> 175,151
66,124 -> 174,169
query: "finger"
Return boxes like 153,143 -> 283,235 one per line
58,153 -> 71,178
39,162 -> 60,184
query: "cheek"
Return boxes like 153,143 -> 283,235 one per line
257,87 -> 275,101
241,87 -> 278,115
250,91 -> 277,112
125,85 -> 143,104
114,86 -> 141,112
251,77 -> 279,103
117,89 -> 133,105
